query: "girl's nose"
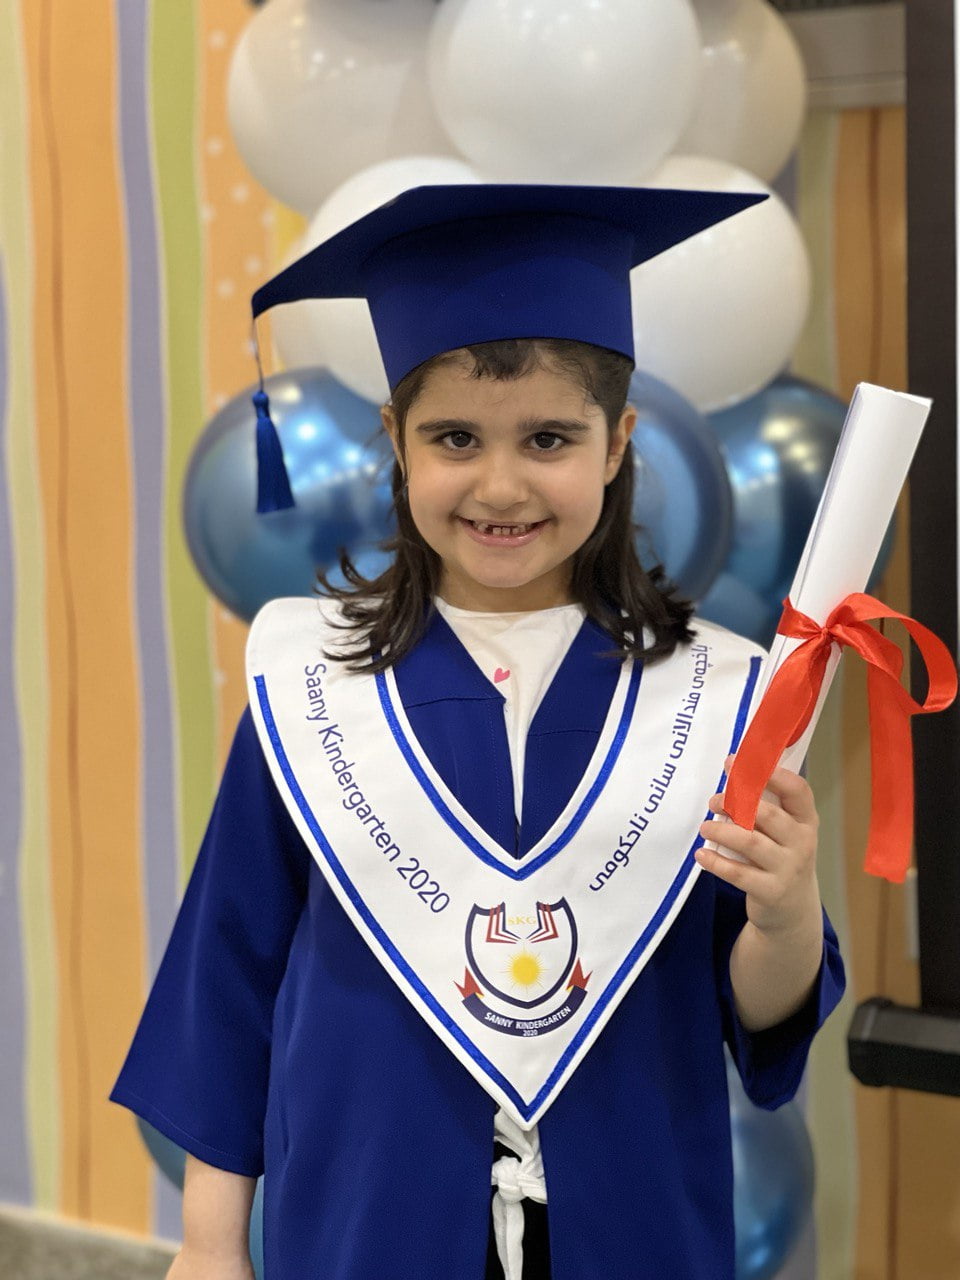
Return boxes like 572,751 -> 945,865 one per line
471,453 -> 529,511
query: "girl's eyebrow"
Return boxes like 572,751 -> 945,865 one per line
413,417 -> 592,436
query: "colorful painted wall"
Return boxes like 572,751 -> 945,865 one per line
0,3 -> 957,1276
0,0 -> 288,1242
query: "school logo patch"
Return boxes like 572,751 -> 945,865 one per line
456,900 -> 590,1036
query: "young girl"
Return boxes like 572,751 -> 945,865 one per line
111,185 -> 844,1280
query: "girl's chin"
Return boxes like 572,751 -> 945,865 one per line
438,569 -> 575,612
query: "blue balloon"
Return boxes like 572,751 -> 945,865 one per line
728,1056 -> 814,1280
708,375 -> 895,617
184,369 -> 394,622
697,572 -> 781,649
249,1176 -> 265,1280
628,370 -> 733,601
321,545 -> 394,592
136,1117 -> 186,1190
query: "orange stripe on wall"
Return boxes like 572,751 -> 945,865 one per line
22,1 -> 148,1226
835,104 -> 901,1280
201,0 -> 275,766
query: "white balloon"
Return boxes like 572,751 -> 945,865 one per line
309,155 -> 482,243
227,0 -> 455,215
688,0 -> 744,42
679,0 -> 806,182
269,249 -> 328,374
271,155 -> 482,403
630,156 -> 811,413
284,297 -> 390,403
427,0 -> 702,183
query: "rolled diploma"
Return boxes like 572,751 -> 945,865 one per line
708,381 -> 933,851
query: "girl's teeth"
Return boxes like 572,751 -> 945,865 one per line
474,521 -> 534,535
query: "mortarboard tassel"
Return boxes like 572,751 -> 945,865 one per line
250,315 -> 295,513
253,387 -> 295,513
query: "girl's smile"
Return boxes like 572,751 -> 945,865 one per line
458,517 -> 549,547
383,354 -> 636,612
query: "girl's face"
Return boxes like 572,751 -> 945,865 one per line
383,354 -> 636,612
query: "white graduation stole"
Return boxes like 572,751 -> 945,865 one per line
247,598 -> 762,1129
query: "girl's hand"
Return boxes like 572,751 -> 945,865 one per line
695,755 -> 821,937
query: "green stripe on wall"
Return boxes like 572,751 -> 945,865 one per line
149,5 -> 216,885
1,0 -> 60,1213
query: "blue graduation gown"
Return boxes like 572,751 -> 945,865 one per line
111,611 -> 845,1279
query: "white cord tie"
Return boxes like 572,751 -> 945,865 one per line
490,1147 -> 547,1280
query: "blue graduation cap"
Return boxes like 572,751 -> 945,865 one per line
250,183 -> 766,511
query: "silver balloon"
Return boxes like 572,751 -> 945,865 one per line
184,369 -> 393,622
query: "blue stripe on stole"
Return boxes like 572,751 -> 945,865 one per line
374,661 -> 643,880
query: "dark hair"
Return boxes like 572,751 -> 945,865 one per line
317,338 -> 694,670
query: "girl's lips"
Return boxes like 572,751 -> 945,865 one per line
458,517 -> 548,547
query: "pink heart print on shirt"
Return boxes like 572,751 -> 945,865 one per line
493,668 -> 511,684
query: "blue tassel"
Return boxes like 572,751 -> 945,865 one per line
253,388 -> 295,513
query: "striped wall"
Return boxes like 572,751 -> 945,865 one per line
0,4 -> 956,1274
0,0 -> 279,1239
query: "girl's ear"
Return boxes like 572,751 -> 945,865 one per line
381,404 -> 404,469
604,405 -> 637,484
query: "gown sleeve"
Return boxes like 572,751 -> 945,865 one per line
713,878 -> 846,1110
109,707 -> 310,1176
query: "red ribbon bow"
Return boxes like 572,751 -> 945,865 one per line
724,592 -> 957,883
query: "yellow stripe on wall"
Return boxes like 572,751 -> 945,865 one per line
22,0 -> 147,1223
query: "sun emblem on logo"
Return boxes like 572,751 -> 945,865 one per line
506,948 -> 545,993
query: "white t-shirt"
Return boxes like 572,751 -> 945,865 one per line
434,598 -> 586,1279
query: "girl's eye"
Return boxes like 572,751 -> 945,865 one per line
531,432 -> 565,452
438,430 -> 475,450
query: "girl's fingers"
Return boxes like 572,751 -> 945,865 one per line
698,815 -> 779,870
694,841 -> 763,892
722,755 -> 818,828
762,767 -> 818,826
700,758 -> 820,908
707,792 -> 797,849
